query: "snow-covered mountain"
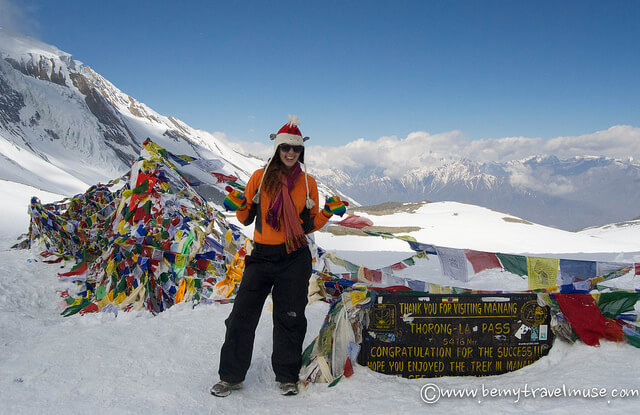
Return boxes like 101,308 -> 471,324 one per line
314,156 -> 640,231
0,30 -> 266,202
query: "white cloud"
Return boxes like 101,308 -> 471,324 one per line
219,137 -> 272,160
506,164 -> 575,196
464,125 -> 640,163
0,0 -> 39,36
227,124 -> 640,181
306,130 -> 468,176
544,125 -> 640,159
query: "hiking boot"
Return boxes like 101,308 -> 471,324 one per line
278,382 -> 299,396
210,380 -> 242,397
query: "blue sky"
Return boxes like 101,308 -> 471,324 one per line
5,0 -> 640,147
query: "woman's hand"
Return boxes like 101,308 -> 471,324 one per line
223,186 -> 247,211
323,196 -> 348,217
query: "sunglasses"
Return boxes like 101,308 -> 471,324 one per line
279,144 -> 303,154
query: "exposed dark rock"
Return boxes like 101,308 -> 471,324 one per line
44,129 -> 60,140
104,141 -> 137,167
4,56 -> 67,86
0,73 -> 25,128
69,72 -> 139,152
163,129 -> 189,142
29,111 -> 41,126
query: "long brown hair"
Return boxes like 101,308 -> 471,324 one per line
262,146 -> 305,197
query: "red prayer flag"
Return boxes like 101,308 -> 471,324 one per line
390,262 -> 407,271
363,268 -> 382,283
555,294 -> 607,346
343,357 -> 354,378
335,215 -> 374,229
211,172 -> 238,183
464,250 -> 502,274
197,258 -> 209,271
79,303 -> 99,315
58,258 -> 87,277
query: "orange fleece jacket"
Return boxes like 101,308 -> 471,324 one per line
236,168 -> 330,245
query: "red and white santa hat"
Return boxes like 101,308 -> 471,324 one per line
253,115 -> 314,208
269,114 -> 309,148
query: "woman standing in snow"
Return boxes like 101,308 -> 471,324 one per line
211,115 -> 347,397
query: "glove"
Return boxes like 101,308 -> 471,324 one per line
323,196 -> 348,217
223,186 -> 246,211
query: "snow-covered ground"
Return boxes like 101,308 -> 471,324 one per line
2,183 -> 640,414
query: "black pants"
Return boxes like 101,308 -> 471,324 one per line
218,243 -> 311,383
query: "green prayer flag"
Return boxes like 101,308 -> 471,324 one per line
597,292 -> 640,319
160,272 -> 169,284
61,299 -> 91,317
96,285 -> 107,301
301,339 -> 316,367
181,231 -> 195,255
496,253 -> 528,276
328,375 -> 343,387
625,334 -> 640,349
132,180 -> 149,195
344,261 -> 359,273
115,275 -> 127,295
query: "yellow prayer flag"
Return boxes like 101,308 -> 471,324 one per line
174,254 -> 186,268
106,259 -> 115,276
527,257 -> 560,290
429,283 -> 453,294
97,295 -> 111,309
349,290 -> 367,305
114,292 -> 127,305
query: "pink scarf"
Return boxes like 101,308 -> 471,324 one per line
265,164 -> 308,253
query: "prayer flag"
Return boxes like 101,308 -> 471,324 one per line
496,253 -> 528,276
527,257 -> 559,290
407,279 -> 427,292
435,246 -> 469,282
407,240 -> 437,254
559,259 -> 596,285
464,250 -> 501,274
597,292 -> 640,319
597,261 -> 631,277
334,215 -> 374,229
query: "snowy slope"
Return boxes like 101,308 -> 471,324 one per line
2,183 -> 640,414
316,200 -> 640,254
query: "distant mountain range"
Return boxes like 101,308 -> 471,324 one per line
313,156 -> 640,230
2,29 -> 638,231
